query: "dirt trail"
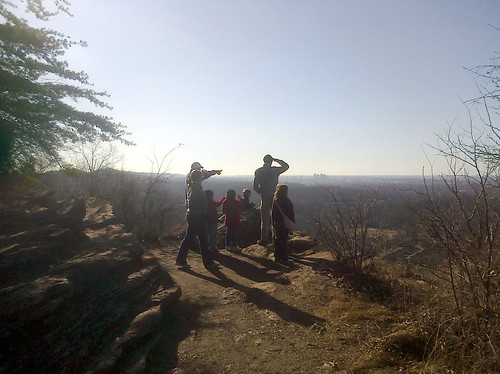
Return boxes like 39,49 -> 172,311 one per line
148,244 -> 401,374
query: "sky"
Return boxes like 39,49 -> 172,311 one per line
26,0 -> 500,175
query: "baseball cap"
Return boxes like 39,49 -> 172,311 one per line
191,162 -> 203,169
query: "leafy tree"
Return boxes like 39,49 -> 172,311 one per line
0,0 -> 131,175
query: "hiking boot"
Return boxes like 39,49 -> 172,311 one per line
228,246 -> 242,253
257,240 -> 269,246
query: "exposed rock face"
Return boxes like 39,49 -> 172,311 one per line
0,186 -> 181,373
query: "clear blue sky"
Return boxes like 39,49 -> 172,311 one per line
32,1 -> 500,175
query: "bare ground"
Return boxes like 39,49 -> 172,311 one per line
146,244 -> 423,374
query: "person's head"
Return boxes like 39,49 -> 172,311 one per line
190,170 -> 203,184
274,184 -> 288,201
226,189 -> 236,200
242,188 -> 251,199
191,161 -> 203,171
205,189 -> 214,201
263,154 -> 273,165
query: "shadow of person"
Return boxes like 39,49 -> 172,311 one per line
215,252 -> 291,285
238,251 -> 278,268
146,298 -> 210,372
289,255 -> 337,273
186,267 -> 325,328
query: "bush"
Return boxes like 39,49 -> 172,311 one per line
316,187 -> 384,272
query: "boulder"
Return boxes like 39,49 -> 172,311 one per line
0,184 -> 182,373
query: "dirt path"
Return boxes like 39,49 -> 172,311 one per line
148,244 -> 404,374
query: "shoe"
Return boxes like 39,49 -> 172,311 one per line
228,246 -> 242,253
257,240 -> 268,246
275,258 -> 294,266
175,261 -> 190,268
206,261 -> 221,269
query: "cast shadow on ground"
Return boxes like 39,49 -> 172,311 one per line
289,254 -> 335,270
182,267 -> 325,328
237,250 -> 280,269
214,252 -> 291,285
144,298 -> 215,372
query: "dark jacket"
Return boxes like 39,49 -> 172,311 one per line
272,197 -> 294,230
187,183 -> 207,216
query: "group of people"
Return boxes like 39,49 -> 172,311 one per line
175,155 -> 295,270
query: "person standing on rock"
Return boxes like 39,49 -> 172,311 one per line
253,154 -> 289,245
176,170 -> 219,269
272,184 -> 295,265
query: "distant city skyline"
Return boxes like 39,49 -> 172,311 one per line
30,1 -> 500,175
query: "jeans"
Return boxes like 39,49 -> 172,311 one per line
176,213 -> 214,267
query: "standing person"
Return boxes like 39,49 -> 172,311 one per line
241,188 -> 256,211
222,189 -> 243,253
272,184 -> 295,265
185,162 -> 222,206
205,189 -> 223,252
253,154 -> 289,245
176,170 -> 219,269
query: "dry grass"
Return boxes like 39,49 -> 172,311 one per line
321,250 -> 499,373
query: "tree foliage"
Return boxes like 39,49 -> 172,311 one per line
0,0 -> 131,175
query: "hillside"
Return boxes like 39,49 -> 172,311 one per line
1,176 -> 496,373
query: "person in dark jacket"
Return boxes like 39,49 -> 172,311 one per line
222,189 -> 244,253
176,170 -> 219,269
272,184 -> 295,265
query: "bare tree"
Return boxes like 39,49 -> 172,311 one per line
64,139 -> 121,195
317,187 -> 383,271
135,144 -> 183,242
411,101 -> 499,369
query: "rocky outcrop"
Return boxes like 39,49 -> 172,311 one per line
0,187 -> 181,373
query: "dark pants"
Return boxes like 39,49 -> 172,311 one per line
273,226 -> 289,261
225,225 -> 239,247
176,213 -> 214,268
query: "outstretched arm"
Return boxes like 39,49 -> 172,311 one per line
202,169 -> 222,180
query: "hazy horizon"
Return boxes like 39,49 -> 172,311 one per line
30,1 -> 500,176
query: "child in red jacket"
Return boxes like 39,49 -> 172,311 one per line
205,190 -> 223,252
222,189 -> 244,253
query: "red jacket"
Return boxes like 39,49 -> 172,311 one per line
222,198 -> 244,226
